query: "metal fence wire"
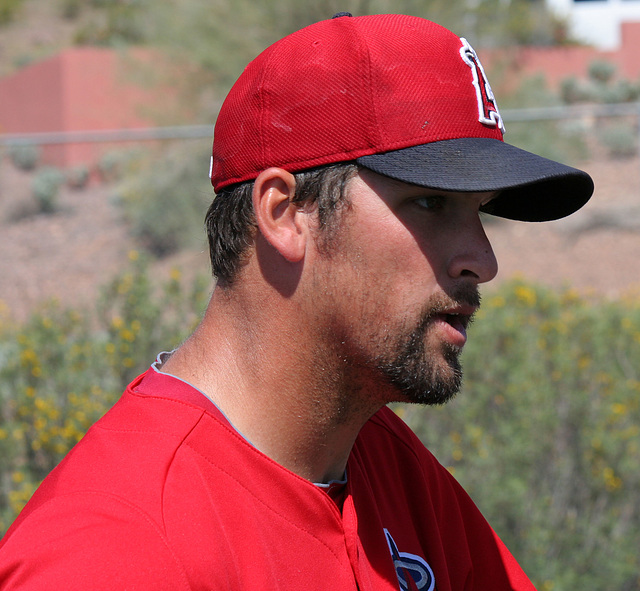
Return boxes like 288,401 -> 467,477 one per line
0,102 -> 639,148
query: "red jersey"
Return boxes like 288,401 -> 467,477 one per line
0,367 -> 536,590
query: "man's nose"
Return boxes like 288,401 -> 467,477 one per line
447,215 -> 498,284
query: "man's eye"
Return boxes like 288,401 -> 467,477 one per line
415,196 -> 444,210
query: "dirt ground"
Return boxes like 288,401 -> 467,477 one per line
1,154 -> 639,324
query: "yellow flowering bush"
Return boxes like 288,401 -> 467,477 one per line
0,256 -> 209,533
1,268 -> 638,590
402,279 -> 640,591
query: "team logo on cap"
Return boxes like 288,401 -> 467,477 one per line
459,38 -> 505,135
385,529 -> 435,591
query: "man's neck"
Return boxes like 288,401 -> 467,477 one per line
160,287 -> 384,483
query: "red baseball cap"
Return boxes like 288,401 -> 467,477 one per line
211,13 -> 593,222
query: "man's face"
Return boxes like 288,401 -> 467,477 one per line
309,167 -> 498,407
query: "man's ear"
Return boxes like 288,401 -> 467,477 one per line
253,168 -> 308,263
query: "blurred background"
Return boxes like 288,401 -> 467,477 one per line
0,1 -> 638,589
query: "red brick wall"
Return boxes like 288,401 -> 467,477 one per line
0,48 -> 169,168
484,22 -> 640,94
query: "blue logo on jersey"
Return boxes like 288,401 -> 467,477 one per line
384,529 -> 435,591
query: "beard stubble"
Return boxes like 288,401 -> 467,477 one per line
375,284 -> 481,406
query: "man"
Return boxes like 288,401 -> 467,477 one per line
0,13 -> 593,590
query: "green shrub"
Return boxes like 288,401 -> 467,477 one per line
117,143 -> 211,258
97,148 -> 145,183
506,119 -> 589,165
398,280 -> 640,591
588,59 -> 616,85
8,143 -> 40,171
59,0 -> 82,19
72,0 -> 150,46
559,60 -> 640,106
31,167 -> 65,214
0,0 -> 24,25
67,165 -> 90,190
598,124 -> 638,159
97,150 -> 125,183
0,255 -> 209,532
501,74 -> 589,164
559,76 -> 589,105
592,80 -> 640,104
96,251 -> 209,384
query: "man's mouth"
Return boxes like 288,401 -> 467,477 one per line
433,307 -> 477,347
444,313 -> 469,336
444,311 -> 473,331
422,287 -> 480,347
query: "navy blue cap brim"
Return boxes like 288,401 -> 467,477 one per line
357,137 -> 594,222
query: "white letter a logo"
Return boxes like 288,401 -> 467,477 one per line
459,37 -> 505,135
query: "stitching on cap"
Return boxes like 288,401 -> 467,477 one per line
355,17 -> 383,149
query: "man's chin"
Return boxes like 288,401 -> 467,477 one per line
377,321 -> 464,406
406,353 -> 463,405
401,381 -> 461,406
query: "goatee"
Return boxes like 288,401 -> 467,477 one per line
377,285 -> 480,406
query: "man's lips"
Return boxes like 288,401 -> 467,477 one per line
433,306 -> 477,347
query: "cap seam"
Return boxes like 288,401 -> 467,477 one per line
354,17 -> 383,150
258,47 -> 274,173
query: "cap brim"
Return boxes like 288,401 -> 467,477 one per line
357,138 -> 594,222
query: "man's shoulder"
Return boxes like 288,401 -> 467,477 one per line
0,368 -> 215,589
57,368 -> 214,483
4,369 -> 219,538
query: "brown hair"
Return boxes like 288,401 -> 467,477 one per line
205,162 -> 358,287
